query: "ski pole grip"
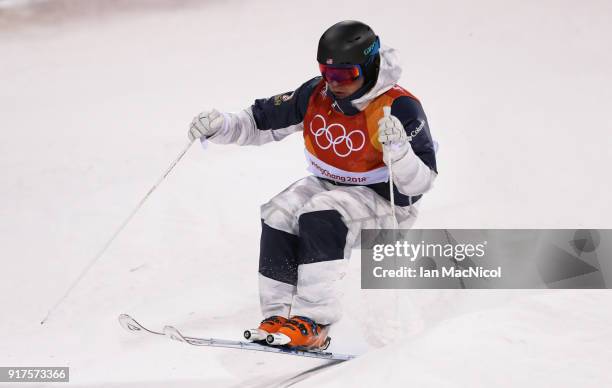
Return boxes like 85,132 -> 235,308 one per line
383,106 -> 391,117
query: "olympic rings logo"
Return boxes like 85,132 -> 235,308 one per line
309,114 -> 366,158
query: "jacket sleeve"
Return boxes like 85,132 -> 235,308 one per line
389,96 -> 438,196
206,77 -> 320,146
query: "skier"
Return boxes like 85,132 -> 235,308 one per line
188,20 -> 437,350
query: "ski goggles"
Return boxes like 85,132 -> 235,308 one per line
318,63 -> 362,85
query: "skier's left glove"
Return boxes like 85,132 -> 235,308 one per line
378,112 -> 411,162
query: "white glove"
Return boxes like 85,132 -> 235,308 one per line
188,109 -> 225,141
378,106 -> 410,161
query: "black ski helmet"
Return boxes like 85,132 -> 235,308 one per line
317,20 -> 380,84
317,20 -> 378,65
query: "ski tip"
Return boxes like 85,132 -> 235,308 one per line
163,325 -> 188,343
118,314 -> 142,332
118,313 -> 131,322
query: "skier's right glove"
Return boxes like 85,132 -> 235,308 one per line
188,109 -> 226,141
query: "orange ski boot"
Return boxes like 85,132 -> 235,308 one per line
244,315 -> 288,342
265,316 -> 331,350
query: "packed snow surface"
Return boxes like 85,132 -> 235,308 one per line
1,0 -> 611,387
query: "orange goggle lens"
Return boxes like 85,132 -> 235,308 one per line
319,64 -> 362,85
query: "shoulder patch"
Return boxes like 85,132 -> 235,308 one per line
273,91 -> 295,106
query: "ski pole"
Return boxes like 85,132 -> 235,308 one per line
382,106 -> 398,229
382,106 -> 402,337
40,139 -> 196,325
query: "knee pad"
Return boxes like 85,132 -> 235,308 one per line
259,220 -> 299,285
298,210 -> 348,264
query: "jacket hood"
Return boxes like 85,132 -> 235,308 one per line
351,45 -> 402,111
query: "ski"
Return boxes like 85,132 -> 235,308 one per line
119,313 -> 164,335
118,314 -> 356,361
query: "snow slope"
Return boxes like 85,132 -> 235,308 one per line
1,0 -> 611,387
